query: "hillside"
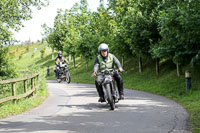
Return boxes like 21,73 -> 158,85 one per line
0,43 -> 51,118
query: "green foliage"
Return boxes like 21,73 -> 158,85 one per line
0,0 -> 48,30
0,47 -> 15,79
0,0 -> 48,78
150,0 -> 200,66
42,0 -> 200,68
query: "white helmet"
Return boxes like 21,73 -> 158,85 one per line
98,43 -> 109,53
58,51 -> 62,55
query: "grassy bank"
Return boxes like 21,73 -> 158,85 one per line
0,43 -> 51,118
48,56 -> 200,132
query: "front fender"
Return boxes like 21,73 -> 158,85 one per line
104,77 -> 112,84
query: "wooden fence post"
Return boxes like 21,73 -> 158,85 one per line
12,83 -> 16,104
31,78 -> 34,96
24,80 -> 27,93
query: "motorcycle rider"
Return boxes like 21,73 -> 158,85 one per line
92,43 -> 124,102
54,51 -> 69,81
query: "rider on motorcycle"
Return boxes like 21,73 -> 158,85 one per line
54,51 -> 69,81
92,43 -> 124,102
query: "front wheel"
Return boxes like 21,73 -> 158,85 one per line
105,84 -> 115,110
66,71 -> 71,83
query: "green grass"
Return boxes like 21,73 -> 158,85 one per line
47,56 -> 200,132
0,43 -> 51,118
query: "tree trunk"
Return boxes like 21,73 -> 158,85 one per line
176,63 -> 182,76
139,56 -> 142,73
73,55 -> 76,68
86,61 -> 88,72
156,58 -> 160,75
68,55 -> 71,62
122,56 -> 124,68
52,48 -> 54,59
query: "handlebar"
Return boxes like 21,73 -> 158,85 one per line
97,69 -> 120,76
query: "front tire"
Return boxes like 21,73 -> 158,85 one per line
66,71 -> 71,83
105,84 -> 115,110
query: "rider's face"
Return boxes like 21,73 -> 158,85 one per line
101,50 -> 108,57
58,54 -> 62,57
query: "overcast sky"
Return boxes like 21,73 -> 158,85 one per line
13,0 -> 105,42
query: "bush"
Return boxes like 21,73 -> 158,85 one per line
19,54 -> 23,59
26,46 -> 29,52
40,49 -> 45,58
0,47 -> 16,78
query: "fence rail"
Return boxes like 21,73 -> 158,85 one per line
0,73 -> 39,104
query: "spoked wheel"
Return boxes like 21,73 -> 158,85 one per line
66,71 -> 71,83
105,84 -> 115,110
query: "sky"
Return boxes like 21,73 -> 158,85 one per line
13,0 -> 105,43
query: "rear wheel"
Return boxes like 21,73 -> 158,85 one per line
105,84 -> 115,110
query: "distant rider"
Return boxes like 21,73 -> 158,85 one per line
54,51 -> 69,81
92,43 -> 124,102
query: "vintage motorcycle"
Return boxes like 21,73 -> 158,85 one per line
98,69 -> 120,110
58,61 -> 71,83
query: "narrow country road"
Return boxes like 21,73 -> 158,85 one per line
0,80 -> 190,133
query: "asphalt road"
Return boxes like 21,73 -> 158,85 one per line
0,80 -> 190,133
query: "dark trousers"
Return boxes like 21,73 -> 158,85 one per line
95,72 -> 124,98
55,67 -> 60,79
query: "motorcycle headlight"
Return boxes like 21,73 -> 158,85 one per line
104,70 -> 109,75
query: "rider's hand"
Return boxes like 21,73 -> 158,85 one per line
92,72 -> 97,77
119,68 -> 124,72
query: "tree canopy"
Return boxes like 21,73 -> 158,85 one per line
42,0 -> 200,73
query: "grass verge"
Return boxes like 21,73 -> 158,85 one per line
0,73 -> 48,118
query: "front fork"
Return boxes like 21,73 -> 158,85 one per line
103,82 -> 119,103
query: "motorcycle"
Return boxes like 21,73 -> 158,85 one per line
58,61 -> 71,83
98,69 -> 120,110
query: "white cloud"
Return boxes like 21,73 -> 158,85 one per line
13,0 -> 103,43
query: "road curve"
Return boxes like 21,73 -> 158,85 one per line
0,80 -> 190,133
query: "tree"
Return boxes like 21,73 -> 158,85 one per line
151,0 -> 200,76
76,0 -> 97,71
109,0 -> 161,72
63,6 -> 80,68
0,0 -> 48,77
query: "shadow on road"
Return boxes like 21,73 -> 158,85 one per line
0,103 -> 168,133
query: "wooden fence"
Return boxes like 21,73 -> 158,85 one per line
0,73 -> 39,104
